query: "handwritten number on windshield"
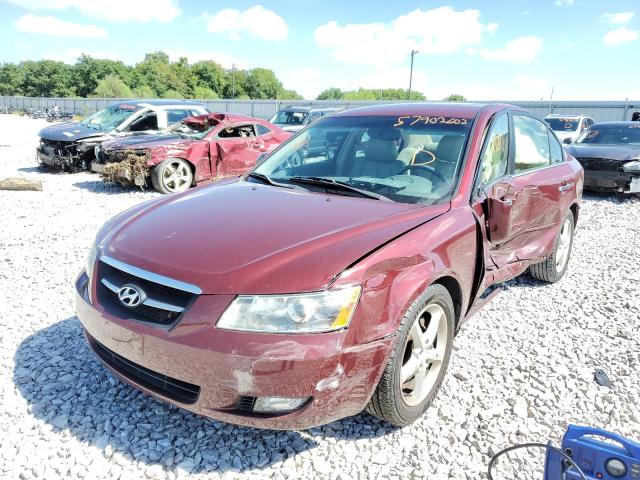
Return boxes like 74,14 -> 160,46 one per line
394,116 -> 468,127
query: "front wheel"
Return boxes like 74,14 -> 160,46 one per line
529,211 -> 575,283
366,284 -> 454,427
151,158 -> 193,194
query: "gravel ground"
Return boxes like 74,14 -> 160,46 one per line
1,114 -> 639,480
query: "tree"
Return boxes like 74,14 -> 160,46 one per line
132,84 -> 155,98
444,94 -> 466,101
19,60 -> 75,97
243,68 -> 283,99
317,87 -> 343,100
192,60 -> 226,97
162,89 -> 183,99
0,63 -> 24,95
73,54 -> 131,97
92,74 -> 132,98
193,86 -> 219,99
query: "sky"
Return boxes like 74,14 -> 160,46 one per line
1,0 -> 639,100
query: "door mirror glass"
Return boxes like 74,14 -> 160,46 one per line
562,137 -> 572,145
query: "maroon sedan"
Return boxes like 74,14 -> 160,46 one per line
76,103 -> 583,429
93,113 -> 291,194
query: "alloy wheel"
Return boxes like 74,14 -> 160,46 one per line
162,161 -> 191,192
400,303 -> 448,406
555,217 -> 572,272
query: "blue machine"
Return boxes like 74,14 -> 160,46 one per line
489,425 -> 640,479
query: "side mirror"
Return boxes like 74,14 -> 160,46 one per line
562,137 -> 572,145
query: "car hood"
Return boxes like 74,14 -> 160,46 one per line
104,134 -> 190,151
101,181 -> 449,294
39,121 -> 108,142
565,144 -> 640,162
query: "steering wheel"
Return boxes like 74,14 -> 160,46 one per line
398,163 -> 446,185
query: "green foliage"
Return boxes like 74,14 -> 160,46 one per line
73,54 -> 131,97
444,94 -> 466,101
317,87 -> 426,101
131,85 -> 156,98
317,87 -> 343,100
162,89 -> 183,99
91,75 -> 132,98
193,86 -> 219,99
0,51 -> 302,100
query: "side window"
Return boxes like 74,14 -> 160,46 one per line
478,114 -> 509,188
549,130 -> 563,164
218,124 -> 256,138
128,112 -> 158,132
166,109 -> 191,124
256,124 -> 272,136
309,111 -> 323,123
513,115 -> 550,173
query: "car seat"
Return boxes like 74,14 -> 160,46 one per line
347,128 -> 403,178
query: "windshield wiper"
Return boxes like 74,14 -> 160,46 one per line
289,176 -> 390,201
246,172 -> 296,189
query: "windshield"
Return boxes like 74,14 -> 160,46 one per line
270,110 -> 308,126
576,124 -> 640,145
253,114 -> 473,205
80,104 -> 140,132
545,118 -> 579,132
168,118 -> 217,139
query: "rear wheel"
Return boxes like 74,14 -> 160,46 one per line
529,211 -> 574,283
366,284 -> 454,427
151,158 -> 193,194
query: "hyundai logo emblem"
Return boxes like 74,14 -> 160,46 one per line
117,284 -> 145,308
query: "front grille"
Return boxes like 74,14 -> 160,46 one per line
96,257 -> 198,327
89,335 -> 200,404
577,157 -> 624,172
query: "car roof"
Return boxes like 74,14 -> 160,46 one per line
331,102 -> 510,118
545,114 -> 587,118
590,121 -> 640,127
278,106 -> 343,113
110,99 -> 206,108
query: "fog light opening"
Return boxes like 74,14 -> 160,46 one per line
252,396 -> 309,414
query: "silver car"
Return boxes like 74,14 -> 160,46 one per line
544,114 -> 594,144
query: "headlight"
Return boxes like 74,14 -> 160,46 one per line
86,239 -> 99,280
623,160 -> 640,173
217,286 -> 361,333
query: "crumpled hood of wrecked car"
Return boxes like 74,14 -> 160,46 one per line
39,122 -> 106,142
566,143 -> 640,162
103,134 -> 191,152
101,180 -> 449,294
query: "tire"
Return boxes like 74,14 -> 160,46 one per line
529,211 -> 574,283
366,284 -> 455,427
151,158 -> 193,194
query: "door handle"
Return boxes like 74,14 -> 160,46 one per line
559,183 -> 573,193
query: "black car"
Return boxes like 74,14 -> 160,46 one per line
37,100 -> 207,172
565,122 -> 640,194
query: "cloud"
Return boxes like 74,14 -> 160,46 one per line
14,14 -> 107,38
313,6 -> 496,68
555,0 -> 574,6
5,0 -> 180,22
603,26 -> 640,45
205,5 -> 287,41
601,12 -> 635,24
480,36 -> 543,63
166,50 -> 246,70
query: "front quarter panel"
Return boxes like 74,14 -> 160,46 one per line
336,206 -> 478,346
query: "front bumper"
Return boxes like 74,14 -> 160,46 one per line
75,272 -> 393,430
582,169 -> 640,194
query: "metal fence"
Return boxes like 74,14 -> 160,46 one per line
2,96 -> 639,122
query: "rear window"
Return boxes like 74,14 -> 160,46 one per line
545,118 -> 580,132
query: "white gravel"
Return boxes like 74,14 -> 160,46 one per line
1,114 -> 639,479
